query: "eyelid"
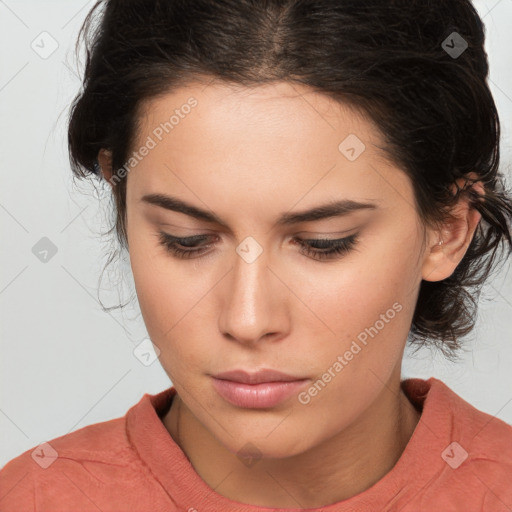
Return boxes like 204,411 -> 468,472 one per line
160,230 -> 359,246
295,230 -> 356,238
164,234 -> 355,250
152,221 -> 218,234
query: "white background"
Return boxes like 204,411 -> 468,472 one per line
1,0 -> 512,468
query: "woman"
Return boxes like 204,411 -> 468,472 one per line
1,0 -> 512,510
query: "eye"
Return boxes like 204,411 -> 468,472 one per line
156,232 -> 359,261
291,234 -> 359,260
157,232 -> 215,259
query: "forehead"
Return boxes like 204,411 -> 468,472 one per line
127,81 -> 415,224
136,80 -> 383,147
131,81 -> 390,176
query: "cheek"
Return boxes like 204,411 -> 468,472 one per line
128,231 -> 217,374
129,225 -> 189,326
303,246 -> 418,375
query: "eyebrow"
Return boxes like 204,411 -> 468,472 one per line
141,193 -> 378,227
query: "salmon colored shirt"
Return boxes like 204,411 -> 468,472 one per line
1,377 -> 512,511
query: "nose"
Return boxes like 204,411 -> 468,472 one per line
218,243 -> 289,345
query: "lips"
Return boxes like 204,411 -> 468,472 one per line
210,369 -> 310,408
212,368 -> 306,384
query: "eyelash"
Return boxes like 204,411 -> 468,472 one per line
156,232 -> 359,261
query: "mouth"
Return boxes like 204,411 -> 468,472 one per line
211,369 -> 310,408
212,368 -> 307,384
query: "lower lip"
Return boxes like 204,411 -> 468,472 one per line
211,377 -> 309,409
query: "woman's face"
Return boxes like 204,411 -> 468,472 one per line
124,81 -> 438,458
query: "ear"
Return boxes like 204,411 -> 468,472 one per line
422,173 -> 485,282
97,149 -> 113,185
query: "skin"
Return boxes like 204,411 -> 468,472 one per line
98,80 -> 483,508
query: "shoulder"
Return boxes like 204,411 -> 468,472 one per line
0,408 -> 151,510
417,377 -> 512,510
405,376 -> 512,461
455,391 -> 512,501
434,377 -> 512,464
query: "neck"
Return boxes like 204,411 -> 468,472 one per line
164,376 -> 421,508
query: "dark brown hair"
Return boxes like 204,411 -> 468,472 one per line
67,0 -> 512,360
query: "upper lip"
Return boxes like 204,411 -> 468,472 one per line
212,369 -> 308,384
